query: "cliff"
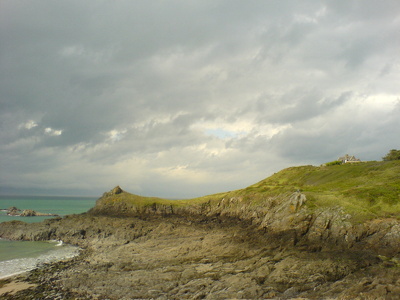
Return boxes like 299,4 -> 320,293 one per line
0,161 -> 399,299
89,161 -> 400,256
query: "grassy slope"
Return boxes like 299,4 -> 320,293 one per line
241,160 -> 400,221
101,161 -> 400,222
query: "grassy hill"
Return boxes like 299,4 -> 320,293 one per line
235,160 -> 400,222
94,161 -> 400,223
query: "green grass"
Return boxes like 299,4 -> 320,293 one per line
101,192 -> 177,207
243,161 -> 400,221
98,161 -> 400,222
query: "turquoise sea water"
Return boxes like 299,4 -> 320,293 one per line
0,195 -> 98,223
0,195 -> 97,278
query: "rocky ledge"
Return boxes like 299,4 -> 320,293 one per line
91,187 -> 400,257
0,186 -> 399,299
2,206 -> 59,217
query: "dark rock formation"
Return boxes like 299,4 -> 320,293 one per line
112,185 -> 123,195
20,209 -> 37,217
91,190 -> 400,257
6,206 -> 21,216
5,207 -> 59,217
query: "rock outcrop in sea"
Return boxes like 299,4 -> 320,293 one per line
5,206 -> 59,217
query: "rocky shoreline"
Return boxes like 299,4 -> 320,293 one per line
0,188 -> 399,299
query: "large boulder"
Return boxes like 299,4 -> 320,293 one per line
21,209 -> 37,217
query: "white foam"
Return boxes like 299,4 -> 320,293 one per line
0,244 -> 80,279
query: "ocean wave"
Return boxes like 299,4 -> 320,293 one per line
0,244 -> 80,279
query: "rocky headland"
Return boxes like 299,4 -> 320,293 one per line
0,161 -> 399,299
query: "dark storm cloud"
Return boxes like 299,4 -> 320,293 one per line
1,0 -> 399,197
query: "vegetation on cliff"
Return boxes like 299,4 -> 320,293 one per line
92,160 -> 400,223
244,160 -> 400,222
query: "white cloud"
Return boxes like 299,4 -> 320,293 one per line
20,120 -> 38,130
44,127 -> 63,136
107,129 -> 127,142
192,119 -> 251,139
59,44 -> 116,64
59,45 -> 85,57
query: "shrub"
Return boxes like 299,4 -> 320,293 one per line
382,149 -> 400,161
325,160 -> 342,166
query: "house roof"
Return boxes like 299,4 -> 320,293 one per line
338,154 -> 361,162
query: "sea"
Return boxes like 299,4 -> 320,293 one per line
0,195 -> 98,279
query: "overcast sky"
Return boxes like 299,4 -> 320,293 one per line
1,1 -> 399,198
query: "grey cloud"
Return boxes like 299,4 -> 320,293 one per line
1,0 -> 399,197
268,101 -> 400,163
327,1 -> 400,21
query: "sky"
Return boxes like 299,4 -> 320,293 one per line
1,0 -> 399,198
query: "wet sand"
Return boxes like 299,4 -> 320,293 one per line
0,274 -> 36,296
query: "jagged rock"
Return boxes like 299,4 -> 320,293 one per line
289,191 -> 307,212
112,186 -> 123,195
5,206 -> 59,217
101,186 -> 124,199
7,206 -> 21,216
20,209 -> 37,216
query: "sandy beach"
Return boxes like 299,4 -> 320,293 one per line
0,274 -> 36,296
